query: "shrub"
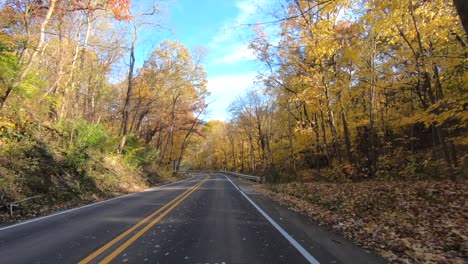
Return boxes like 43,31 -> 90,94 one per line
57,119 -> 115,152
122,135 -> 159,168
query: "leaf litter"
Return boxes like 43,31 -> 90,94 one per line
256,180 -> 467,263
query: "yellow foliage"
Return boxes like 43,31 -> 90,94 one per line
0,116 -> 15,131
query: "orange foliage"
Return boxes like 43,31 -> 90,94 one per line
65,0 -> 132,20
107,0 -> 131,20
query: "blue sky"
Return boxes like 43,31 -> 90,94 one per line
131,0 -> 273,121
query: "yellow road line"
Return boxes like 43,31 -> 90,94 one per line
99,177 -> 209,264
79,177 -> 207,264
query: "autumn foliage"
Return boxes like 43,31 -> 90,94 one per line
182,1 -> 467,262
107,0 -> 131,19
186,0 -> 467,182
0,0 -> 206,220
0,0 -> 466,262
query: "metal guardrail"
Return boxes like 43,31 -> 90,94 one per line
223,171 -> 261,182
184,170 -> 262,182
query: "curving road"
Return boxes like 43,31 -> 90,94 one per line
0,173 -> 386,264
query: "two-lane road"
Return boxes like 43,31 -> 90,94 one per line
0,174 -> 386,264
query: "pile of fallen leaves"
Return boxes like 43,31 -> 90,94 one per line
257,180 -> 467,263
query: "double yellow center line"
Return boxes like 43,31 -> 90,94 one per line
79,177 -> 208,264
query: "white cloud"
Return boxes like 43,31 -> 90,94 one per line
210,0 -> 266,47
206,0 -> 267,71
236,0 -> 270,22
206,72 -> 257,120
203,0 -> 273,120
212,44 -> 256,64
235,1 -> 257,24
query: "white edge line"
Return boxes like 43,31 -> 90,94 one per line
224,175 -> 320,264
143,175 -> 195,192
0,175 -> 196,232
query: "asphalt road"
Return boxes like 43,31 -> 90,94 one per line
0,173 -> 387,264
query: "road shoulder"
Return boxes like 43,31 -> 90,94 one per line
226,175 -> 387,264
0,175 -> 194,230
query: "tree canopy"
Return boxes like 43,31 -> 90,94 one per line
184,0 -> 467,182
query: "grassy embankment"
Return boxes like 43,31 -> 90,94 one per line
0,116 -> 177,223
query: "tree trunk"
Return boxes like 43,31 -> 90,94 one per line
176,111 -> 203,172
341,110 -> 353,164
286,104 -> 298,177
248,131 -> 255,173
324,85 -> 341,163
368,35 -> 378,177
313,113 -> 322,172
432,62 -> 452,165
240,139 -> 245,173
118,21 -> 138,153
319,104 -> 329,163
159,93 -> 180,165
453,0 -> 468,35
61,13 -> 91,119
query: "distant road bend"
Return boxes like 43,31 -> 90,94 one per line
0,173 -> 386,264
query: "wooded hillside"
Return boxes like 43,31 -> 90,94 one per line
0,0 -> 207,220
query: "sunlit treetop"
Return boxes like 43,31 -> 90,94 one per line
69,0 -> 132,20
6,0 -> 133,20
106,0 -> 131,20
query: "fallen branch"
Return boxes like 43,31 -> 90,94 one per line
0,194 -> 43,216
